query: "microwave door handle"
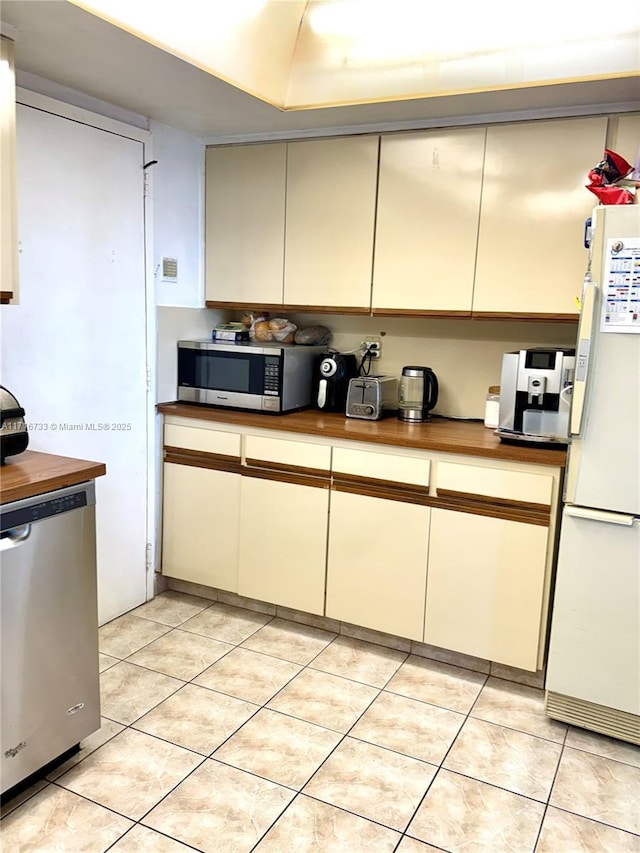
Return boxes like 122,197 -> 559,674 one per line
570,280 -> 598,437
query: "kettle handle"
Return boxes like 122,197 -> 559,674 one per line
424,370 -> 439,412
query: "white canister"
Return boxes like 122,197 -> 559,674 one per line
484,386 -> 501,429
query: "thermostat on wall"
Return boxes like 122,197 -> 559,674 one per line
161,257 -> 178,282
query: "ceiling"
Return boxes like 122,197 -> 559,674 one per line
3,0 -> 640,140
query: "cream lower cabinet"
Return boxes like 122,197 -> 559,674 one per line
163,463 -> 240,591
237,435 -> 331,614
161,417 -> 562,671
162,424 -> 242,591
326,490 -> 430,641
424,509 -> 548,670
424,460 -> 557,670
325,446 -> 432,640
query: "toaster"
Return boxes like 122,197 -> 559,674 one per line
345,376 -> 398,420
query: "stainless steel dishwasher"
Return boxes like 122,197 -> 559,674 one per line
1,480 -> 100,795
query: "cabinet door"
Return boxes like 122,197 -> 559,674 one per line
162,462 -> 240,591
373,128 -> 485,314
326,490 -> 430,641
424,508 -> 548,670
473,117 -> 608,317
238,476 -> 329,614
205,143 -> 286,305
283,136 -> 378,310
1,37 -> 17,304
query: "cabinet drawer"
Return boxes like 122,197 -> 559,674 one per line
332,447 -> 430,488
244,434 -> 331,472
436,461 -> 552,506
164,424 -> 241,457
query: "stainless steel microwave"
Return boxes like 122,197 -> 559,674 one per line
177,340 -> 327,413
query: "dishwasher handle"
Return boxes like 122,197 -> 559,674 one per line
0,524 -> 32,550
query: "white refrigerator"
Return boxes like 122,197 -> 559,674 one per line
545,204 -> 640,745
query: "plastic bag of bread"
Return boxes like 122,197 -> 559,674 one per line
240,310 -> 269,329
294,325 -> 332,346
241,310 -> 271,340
253,320 -> 273,341
269,318 -> 297,343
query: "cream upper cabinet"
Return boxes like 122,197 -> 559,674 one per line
283,136 -> 379,310
205,143 -> 286,305
473,117 -> 608,316
373,128 -> 485,314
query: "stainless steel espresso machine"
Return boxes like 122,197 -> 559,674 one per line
497,347 -> 576,445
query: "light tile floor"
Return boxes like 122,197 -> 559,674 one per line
2,590 -> 640,852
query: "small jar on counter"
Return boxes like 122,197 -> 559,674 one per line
484,386 -> 501,429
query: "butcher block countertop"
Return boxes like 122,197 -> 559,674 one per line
158,403 -> 568,467
0,451 -> 106,504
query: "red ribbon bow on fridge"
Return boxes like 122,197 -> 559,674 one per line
586,148 -> 636,205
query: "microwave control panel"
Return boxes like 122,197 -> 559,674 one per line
263,357 -> 280,396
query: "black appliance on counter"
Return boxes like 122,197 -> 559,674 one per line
0,386 -> 28,464
315,353 -> 359,413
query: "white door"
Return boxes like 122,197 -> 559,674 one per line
1,103 -> 148,624
546,508 -> 640,715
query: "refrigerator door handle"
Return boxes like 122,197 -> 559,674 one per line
565,505 -> 636,526
570,280 -> 599,436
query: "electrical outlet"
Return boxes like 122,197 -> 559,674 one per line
361,337 -> 381,359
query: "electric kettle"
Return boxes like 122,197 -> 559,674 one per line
398,366 -> 439,422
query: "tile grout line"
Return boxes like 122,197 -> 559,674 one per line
99,608 -> 293,832
245,640 -> 412,851
97,607 -> 349,844
393,669 -> 491,848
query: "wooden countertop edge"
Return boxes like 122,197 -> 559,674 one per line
0,451 -> 107,504
157,403 -> 567,468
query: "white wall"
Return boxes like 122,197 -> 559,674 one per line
156,306 -> 231,403
151,121 -> 205,308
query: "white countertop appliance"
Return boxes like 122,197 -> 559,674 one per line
545,205 -> 640,745
496,348 -> 575,444
1,481 -> 101,795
